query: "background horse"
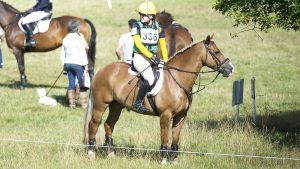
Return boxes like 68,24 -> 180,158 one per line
0,1 -> 96,89
156,11 -> 193,57
83,35 -> 234,163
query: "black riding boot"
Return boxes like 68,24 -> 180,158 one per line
22,23 -> 37,47
134,80 -> 151,113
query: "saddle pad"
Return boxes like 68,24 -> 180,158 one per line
18,18 -> 51,34
128,63 -> 164,96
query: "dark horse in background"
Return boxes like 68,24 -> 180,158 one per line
0,1 -> 96,89
156,11 -> 193,57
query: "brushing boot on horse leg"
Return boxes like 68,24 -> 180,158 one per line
22,23 -> 37,47
134,80 -> 151,113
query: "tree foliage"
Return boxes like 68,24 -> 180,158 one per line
213,0 -> 300,32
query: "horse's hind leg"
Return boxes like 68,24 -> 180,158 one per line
13,48 -> 26,89
87,102 -> 108,159
170,114 -> 187,162
104,101 -> 124,157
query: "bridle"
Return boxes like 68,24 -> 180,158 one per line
164,41 -> 230,103
204,42 -> 230,73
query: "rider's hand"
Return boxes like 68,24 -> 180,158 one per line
20,11 -> 28,16
150,55 -> 160,65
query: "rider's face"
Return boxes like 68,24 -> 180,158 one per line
140,13 -> 150,23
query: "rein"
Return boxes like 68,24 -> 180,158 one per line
164,41 -> 228,99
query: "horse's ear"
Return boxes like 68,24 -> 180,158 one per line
210,33 -> 215,40
205,35 -> 211,45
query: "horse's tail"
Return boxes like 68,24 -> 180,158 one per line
84,18 -> 97,78
83,88 -> 94,144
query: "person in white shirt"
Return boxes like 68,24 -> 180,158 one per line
60,20 -> 89,109
115,19 -> 136,64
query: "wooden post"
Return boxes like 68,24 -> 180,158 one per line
251,77 -> 257,124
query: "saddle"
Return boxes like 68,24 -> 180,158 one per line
128,61 -> 164,97
18,14 -> 52,35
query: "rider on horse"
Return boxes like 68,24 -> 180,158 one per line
131,1 -> 168,113
21,0 -> 53,47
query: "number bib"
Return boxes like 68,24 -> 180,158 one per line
140,28 -> 159,44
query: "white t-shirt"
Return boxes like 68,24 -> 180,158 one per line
118,32 -> 134,64
60,33 -> 88,66
0,28 -> 4,43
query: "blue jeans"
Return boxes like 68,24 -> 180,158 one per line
65,64 -> 84,90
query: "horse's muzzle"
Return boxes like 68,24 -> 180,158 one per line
219,60 -> 234,77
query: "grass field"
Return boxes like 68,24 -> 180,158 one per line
0,0 -> 299,168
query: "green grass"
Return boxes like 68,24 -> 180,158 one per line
0,0 -> 299,168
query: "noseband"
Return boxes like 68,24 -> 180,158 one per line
204,43 -> 230,73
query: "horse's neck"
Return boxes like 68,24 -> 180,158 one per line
0,3 -> 18,28
167,43 -> 205,91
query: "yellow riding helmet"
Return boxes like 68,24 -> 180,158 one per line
136,1 -> 157,15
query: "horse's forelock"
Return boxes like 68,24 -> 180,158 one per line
157,10 -> 174,21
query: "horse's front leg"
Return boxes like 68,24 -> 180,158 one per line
88,103 -> 108,159
160,111 -> 172,164
171,113 -> 187,162
104,101 -> 124,157
13,48 -> 26,89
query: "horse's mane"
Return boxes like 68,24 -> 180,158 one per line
0,1 -> 19,13
157,10 -> 175,21
167,41 -> 202,63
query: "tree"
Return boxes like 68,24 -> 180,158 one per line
213,0 -> 300,32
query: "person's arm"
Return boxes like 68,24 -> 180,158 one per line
27,0 -> 50,13
131,21 -> 154,59
0,28 -> 4,43
132,35 -> 153,58
115,35 -> 123,60
115,44 -> 122,60
79,33 -> 89,50
79,37 -> 89,70
60,45 -> 66,66
158,27 -> 168,62
159,38 -> 168,62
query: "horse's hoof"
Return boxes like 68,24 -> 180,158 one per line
160,157 -> 167,164
87,150 -> 96,160
107,151 -> 115,158
170,158 -> 178,165
19,85 -> 26,90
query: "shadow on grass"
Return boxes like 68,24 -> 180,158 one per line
188,109 -> 300,148
254,109 -> 300,147
0,81 -> 65,90
73,145 -> 162,162
52,94 -> 68,107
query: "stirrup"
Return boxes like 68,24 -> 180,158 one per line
25,39 -> 37,47
134,102 -> 149,113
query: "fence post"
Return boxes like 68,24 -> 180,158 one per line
232,79 -> 244,123
251,77 -> 257,124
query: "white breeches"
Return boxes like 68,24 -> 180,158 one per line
21,11 -> 51,24
133,53 -> 154,85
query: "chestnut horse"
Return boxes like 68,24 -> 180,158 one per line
0,1 -> 96,89
156,11 -> 193,57
83,35 -> 234,163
